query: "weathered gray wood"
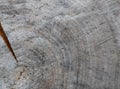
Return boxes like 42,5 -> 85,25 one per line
0,0 -> 120,89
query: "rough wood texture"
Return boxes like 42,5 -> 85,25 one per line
0,22 -> 18,62
0,0 -> 120,89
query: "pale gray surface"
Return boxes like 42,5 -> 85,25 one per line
0,0 -> 120,89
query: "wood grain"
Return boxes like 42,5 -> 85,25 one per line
0,22 -> 18,62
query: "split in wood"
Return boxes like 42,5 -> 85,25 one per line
0,22 -> 18,63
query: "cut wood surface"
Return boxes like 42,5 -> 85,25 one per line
0,22 -> 18,62
0,0 -> 120,89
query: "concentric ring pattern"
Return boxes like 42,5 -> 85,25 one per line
0,0 -> 120,89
